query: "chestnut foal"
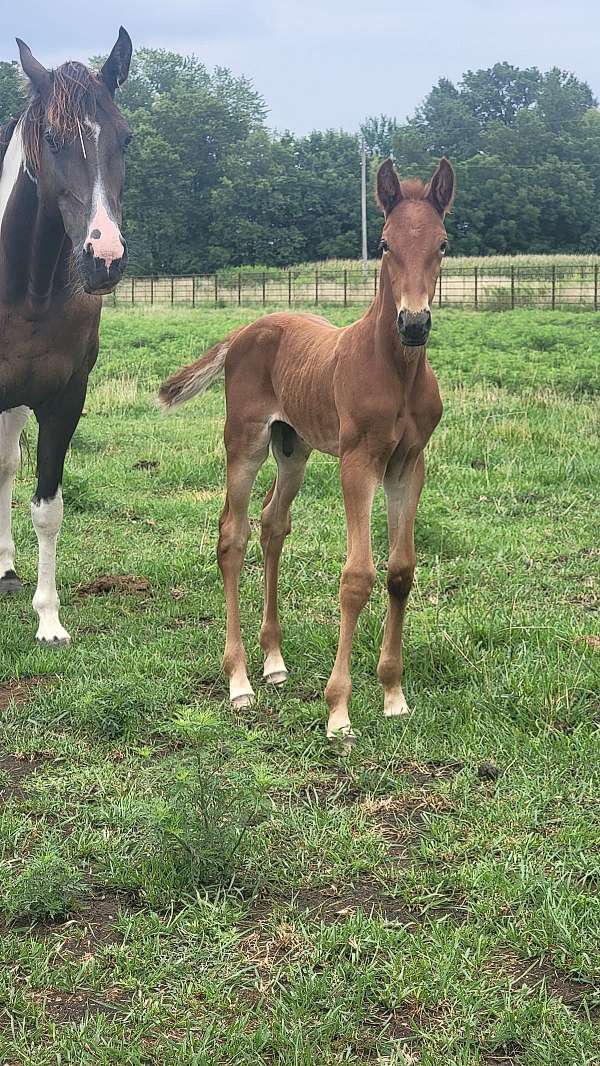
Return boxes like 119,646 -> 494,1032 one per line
160,158 -> 455,744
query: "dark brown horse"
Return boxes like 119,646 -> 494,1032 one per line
0,29 -> 132,644
160,158 -> 455,746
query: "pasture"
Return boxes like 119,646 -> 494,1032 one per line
0,306 -> 599,1065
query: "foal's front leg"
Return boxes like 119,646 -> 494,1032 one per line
32,375 -> 88,646
0,406 -> 31,594
324,451 -> 379,744
377,452 -> 424,717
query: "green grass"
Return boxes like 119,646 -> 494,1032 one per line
0,307 -> 599,1065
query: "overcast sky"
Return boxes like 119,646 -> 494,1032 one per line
2,0 -> 600,134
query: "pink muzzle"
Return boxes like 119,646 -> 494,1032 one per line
85,199 -> 124,268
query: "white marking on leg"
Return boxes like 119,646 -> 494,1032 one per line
263,650 -> 288,685
31,488 -> 70,645
0,121 -> 24,238
0,406 -> 30,579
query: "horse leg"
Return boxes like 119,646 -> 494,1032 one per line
324,451 -> 379,745
218,419 -> 270,706
0,406 -> 31,594
31,374 -> 88,646
260,423 -> 311,685
377,452 -> 424,717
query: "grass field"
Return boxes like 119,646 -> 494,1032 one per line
0,307 -> 599,1065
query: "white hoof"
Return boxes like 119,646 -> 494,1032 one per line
263,651 -> 288,686
36,628 -> 71,648
265,670 -> 288,686
383,687 -> 411,718
231,692 -> 255,709
327,725 -> 356,756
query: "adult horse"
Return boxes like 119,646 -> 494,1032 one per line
160,158 -> 455,746
0,29 -> 132,644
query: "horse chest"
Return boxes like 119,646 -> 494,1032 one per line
0,309 -> 97,412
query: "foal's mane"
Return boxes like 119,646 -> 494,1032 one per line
20,61 -> 98,175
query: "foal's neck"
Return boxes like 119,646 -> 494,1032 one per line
368,260 -> 427,378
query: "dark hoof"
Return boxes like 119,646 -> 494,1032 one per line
0,570 -> 24,595
35,635 -> 71,649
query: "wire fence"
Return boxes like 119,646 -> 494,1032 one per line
108,263 -> 600,311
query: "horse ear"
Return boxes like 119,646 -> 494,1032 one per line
16,39 -> 51,97
100,27 -> 132,95
426,157 -> 455,217
376,158 -> 403,217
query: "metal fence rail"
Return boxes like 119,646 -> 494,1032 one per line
108,264 -> 600,311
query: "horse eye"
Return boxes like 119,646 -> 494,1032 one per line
379,239 -> 389,255
122,132 -> 133,151
440,240 -> 449,255
43,129 -> 61,154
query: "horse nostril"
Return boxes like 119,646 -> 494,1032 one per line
85,241 -> 94,256
397,311 -> 406,332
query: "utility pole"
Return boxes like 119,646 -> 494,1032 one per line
361,140 -> 368,281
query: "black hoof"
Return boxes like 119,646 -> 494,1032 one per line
0,570 -> 24,595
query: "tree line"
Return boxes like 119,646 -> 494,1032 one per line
1,51 -> 599,273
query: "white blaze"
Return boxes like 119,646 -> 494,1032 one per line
0,121 -> 24,238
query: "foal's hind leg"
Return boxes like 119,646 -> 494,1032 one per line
377,452 -> 424,717
260,423 -> 311,685
0,407 -> 31,594
218,419 -> 270,706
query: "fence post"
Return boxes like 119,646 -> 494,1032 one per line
214,273 -> 218,306
262,271 -> 266,307
150,276 -> 154,307
238,270 -> 242,306
551,265 -> 556,310
192,276 -> 196,308
438,267 -> 442,308
131,277 -> 135,305
374,267 -> 378,297
343,269 -> 347,308
511,265 -> 515,310
170,277 -> 174,306
595,264 -> 598,311
315,268 -> 319,306
474,266 -> 478,310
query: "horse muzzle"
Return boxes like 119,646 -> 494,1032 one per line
79,240 -> 128,295
397,309 -> 431,347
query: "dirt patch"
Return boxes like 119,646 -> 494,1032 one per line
364,792 -> 455,858
354,1001 -> 450,1059
0,751 -> 47,802
0,676 -> 45,713
75,574 -> 151,597
482,1041 -> 524,1066
396,759 -> 463,785
3,890 -> 134,961
292,880 -> 419,927
132,459 -> 159,471
489,951 -> 600,1020
576,634 -> 600,651
30,986 -> 130,1024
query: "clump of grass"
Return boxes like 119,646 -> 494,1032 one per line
2,851 -> 85,924
138,757 -> 271,905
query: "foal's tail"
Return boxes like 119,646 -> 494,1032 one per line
157,326 -> 246,410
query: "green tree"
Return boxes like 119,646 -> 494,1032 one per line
0,61 -> 26,124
